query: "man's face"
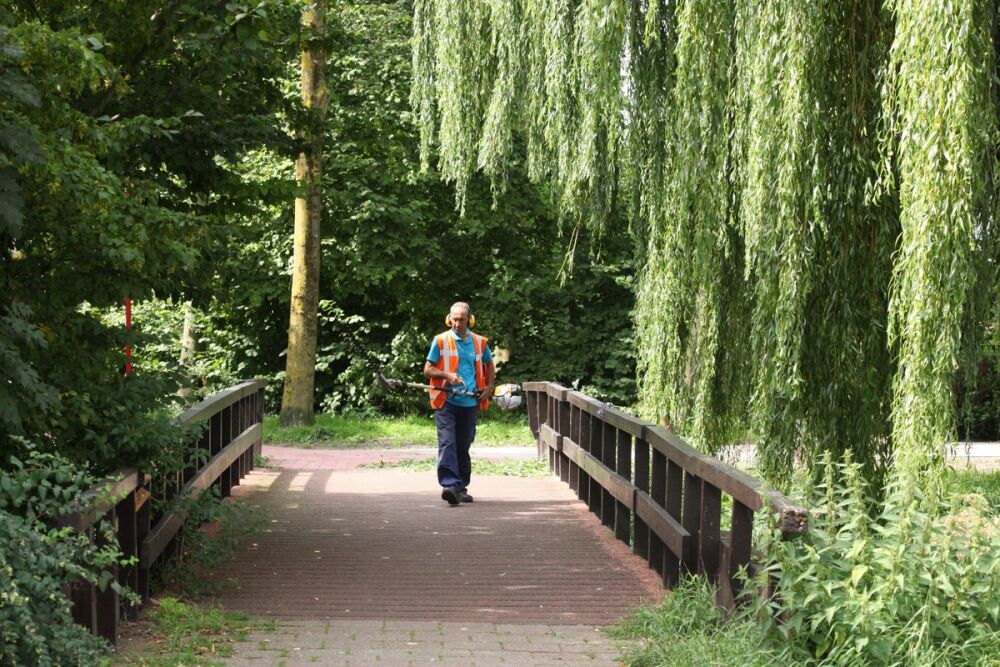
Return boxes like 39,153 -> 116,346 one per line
450,308 -> 469,335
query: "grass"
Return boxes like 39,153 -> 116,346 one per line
116,597 -> 275,666
156,493 -> 267,597
263,412 -> 534,448
946,467 -> 1000,514
359,456 -> 551,478
608,576 -> 791,667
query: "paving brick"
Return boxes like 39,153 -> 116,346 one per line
197,447 -> 658,666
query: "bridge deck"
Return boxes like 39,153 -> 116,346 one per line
202,446 -> 663,627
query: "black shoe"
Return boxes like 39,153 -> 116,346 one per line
457,490 -> 474,503
441,486 -> 460,506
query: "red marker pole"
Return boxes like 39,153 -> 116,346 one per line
124,297 -> 133,376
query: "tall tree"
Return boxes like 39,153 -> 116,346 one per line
281,0 -> 328,426
411,0 -> 1000,492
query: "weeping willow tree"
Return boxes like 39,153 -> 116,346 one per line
412,0 -> 999,491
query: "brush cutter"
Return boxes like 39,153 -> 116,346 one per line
377,372 -> 523,411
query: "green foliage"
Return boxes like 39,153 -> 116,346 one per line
609,575 -> 787,667
0,444 -> 135,667
263,412 -> 534,447
157,489 -> 267,598
882,0 -> 999,494
756,453 -> 1000,666
412,0 -> 1000,493
196,0 -> 637,416
0,2 -> 300,470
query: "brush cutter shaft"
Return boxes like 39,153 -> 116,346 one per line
377,372 -> 522,410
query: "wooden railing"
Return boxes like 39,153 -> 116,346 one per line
523,382 -> 808,608
61,380 -> 265,644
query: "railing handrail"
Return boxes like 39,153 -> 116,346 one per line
61,379 -> 266,645
525,381 -> 807,531
525,380 -> 809,610
177,379 -> 267,425
59,468 -> 144,532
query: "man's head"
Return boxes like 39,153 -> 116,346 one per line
448,302 -> 472,334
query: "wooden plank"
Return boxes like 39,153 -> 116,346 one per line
140,423 -> 261,568
539,424 -> 562,452
644,426 -> 809,532
681,472 -> 701,573
178,380 -> 266,425
567,391 -> 606,414
66,468 -> 141,531
561,439 -> 635,509
527,388 -> 541,438
665,460 -> 683,587
730,500 -> 754,605
577,411 -> 591,505
545,383 -> 570,401
633,437 -> 650,560
596,405 -> 645,438
600,421 -> 616,528
615,429 -> 632,543
522,381 -> 550,392
717,535 -> 734,609
700,481 -> 722,582
566,393 -> 644,438
634,491 -> 689,558
117,491 -> 140,621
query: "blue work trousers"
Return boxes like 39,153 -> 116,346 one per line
436,402 -> 477,491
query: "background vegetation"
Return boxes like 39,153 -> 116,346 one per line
4,0 -> 1000,664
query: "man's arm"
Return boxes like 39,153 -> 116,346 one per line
478,361 -> 496,401
424,360 -> 460,385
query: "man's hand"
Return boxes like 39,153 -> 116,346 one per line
424,361 -> 461,386
477,384 -> 494,402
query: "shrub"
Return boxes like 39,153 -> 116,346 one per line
755,453 -> 1000,666
0,444 -> 134,666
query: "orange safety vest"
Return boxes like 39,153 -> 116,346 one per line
429,331 -> 490,411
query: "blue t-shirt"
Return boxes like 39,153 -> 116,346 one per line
426,330 -> 493,407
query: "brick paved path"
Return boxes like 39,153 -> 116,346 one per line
199,446 -> 663,665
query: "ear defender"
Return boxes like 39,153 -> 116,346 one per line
445,313 -> 476,327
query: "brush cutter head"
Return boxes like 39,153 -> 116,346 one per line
377,372 -> 403,392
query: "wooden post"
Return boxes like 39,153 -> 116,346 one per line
601,421 -> 616,528
699,482 -> 722,582
578,411 -> 592,505
681,472 -> 701,574
615,429 -> 632,543
650,450 -> 667,578
664,460 -> 683,587
633,436 -> 650,560
569,405 -> 581,493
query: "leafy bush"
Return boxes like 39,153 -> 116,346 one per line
0,445 -> 135,666
756,453 -> 1000,666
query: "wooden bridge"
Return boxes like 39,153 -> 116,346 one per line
65,380 -> 807,663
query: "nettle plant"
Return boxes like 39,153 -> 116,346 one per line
754,453 -> 1000,666
0,443 -> 136,666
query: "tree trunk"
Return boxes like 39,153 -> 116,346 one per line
178,301 -> 198,399
280,1 -> 326,426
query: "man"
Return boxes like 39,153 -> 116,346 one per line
424,302 -> 495,506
